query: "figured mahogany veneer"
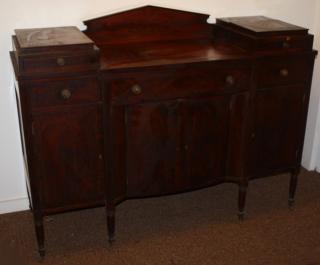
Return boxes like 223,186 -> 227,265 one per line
11,5 -> 317,258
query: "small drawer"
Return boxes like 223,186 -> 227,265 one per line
256,35 -> 313,52
109,62 -> 251,105
19,51 -> 99,75
257,55 -> 312,88
30,76 -> 101,109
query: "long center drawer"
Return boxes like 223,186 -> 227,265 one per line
106,61 -> 252,105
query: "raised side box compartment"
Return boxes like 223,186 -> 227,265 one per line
12,27 -> 99,78
214,16 -> 314,53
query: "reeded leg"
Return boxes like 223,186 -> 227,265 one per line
289,169 -> 299,209
238,184 -> 248,221
106,203 -> 115,244
33,212 -> 45,258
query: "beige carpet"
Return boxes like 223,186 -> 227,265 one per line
1,169 -> 320,265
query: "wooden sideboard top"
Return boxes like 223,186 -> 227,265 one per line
15,26 -> 93,50
216,16 -> 308,35
83,5 -> 250,70
82,5 -> 313,71
99,39 -> 249,71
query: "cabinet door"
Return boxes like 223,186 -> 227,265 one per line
126,101 -> 179,197
180,96 -> 229,189
252,86 -> 304,177
32,106 -> 104,210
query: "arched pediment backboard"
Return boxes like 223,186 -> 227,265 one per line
83,5 -> 211,45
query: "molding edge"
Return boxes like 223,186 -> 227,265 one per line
0,197 -> 29,214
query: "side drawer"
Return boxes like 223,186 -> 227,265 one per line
256,35 -> 313,52
257,55 -> 313,88
108,61 -> 251,105
30,76 -> 101,109
19,51 -> 99,75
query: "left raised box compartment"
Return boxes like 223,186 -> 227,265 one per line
10,26 -> 105,258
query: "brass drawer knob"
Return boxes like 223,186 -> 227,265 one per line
280,69 -> 289,77
282,42 -> 290,49
131,84 -> 142,95
56,57 -> 66,66
225,75 -> 235,86
60,89 -> 72,100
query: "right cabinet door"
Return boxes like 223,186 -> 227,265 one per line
252,85 -> 305,177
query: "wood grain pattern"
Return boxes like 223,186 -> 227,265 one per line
32,106 -> 104,210
30,76 -> 101,109
251,85 -> 305,178
84,6 -> 211,45
15,27 -> 93,49
217,16 -> 307,34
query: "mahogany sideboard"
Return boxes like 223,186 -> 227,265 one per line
10,6 -> 317,257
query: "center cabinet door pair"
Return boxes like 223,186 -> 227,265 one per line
105,61 -> 251,203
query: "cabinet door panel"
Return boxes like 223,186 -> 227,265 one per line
181,96 -> 229,189
126,101 -> 179,197
33,106 -> 104,210
252,86 -> 304,177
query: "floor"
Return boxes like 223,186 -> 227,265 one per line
1,170 -> 320,265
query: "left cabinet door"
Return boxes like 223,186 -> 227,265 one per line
126,100 -> 180,197
32,106 -> 105,211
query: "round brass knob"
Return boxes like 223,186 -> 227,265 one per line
280,69 -> 289,77
60,89 -> 72,100
56,57 -> 66,66
225,75 -> 235,86
131,84 -> 142,95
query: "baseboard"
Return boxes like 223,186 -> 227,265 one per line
0,197 -> 29,214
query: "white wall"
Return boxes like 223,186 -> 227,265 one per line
0,0 -> 319,214
303,0 -> 320,171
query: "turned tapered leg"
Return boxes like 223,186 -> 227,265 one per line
106,203 -> 115,244
289,169 -> 299,208
33,212 -> 45,258
238,184 -> 248,221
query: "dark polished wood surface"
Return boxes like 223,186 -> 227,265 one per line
11,5 -> 317,258
217,16 -> 307,34
15,27 -> 93,49
99,40 -> 249,70
83,6 -> 212,45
